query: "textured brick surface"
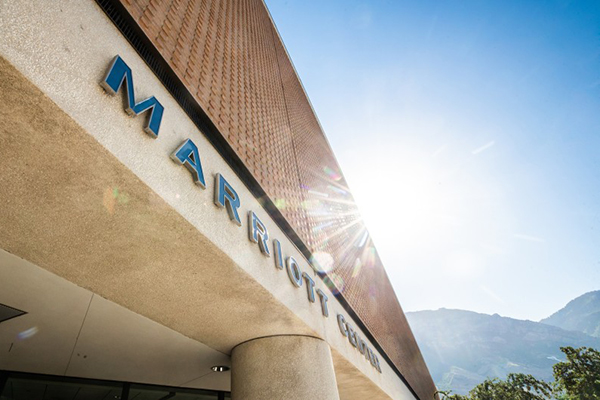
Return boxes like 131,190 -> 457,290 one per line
116,1 -> 436,398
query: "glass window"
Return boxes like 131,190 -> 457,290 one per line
1,376 -> 121,400
128,384 -> 218,400
171,394 -> 218,400
0,373 -> 226,400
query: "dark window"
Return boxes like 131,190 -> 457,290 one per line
0,371 -> 228,400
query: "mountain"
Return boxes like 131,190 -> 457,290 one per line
406,309 -> 600,395
540,290 -> 600,338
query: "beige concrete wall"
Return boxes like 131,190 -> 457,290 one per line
232,336 -> 339,400
0,1 -> 418,399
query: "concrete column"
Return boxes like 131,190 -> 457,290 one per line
231,335 -> 340,400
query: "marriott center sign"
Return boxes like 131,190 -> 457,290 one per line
100,55 -> 383,373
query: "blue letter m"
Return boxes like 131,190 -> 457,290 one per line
100,55 -> 164,138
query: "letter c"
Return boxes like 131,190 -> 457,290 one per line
337,314 -> 348,337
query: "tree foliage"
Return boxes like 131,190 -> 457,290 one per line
436,373 -> 551,400
435,347 -> 600,400
553,346 -> 600,400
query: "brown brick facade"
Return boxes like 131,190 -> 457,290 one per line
115,0 -> 436,398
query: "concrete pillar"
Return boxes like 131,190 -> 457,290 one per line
231,335 -> 340,400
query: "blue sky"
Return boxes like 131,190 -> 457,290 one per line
265,0 -> 600,321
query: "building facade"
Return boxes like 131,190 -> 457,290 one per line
0,1 -> 437,399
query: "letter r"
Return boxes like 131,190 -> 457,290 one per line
248,211 -> 270,256
214,174 -> 242,225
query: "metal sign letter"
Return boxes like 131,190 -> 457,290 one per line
101,55 -> 164,138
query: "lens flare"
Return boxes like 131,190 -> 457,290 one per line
301,199 -> 320,210
17,327 -> 38,340
352,258 -> 363,278
323,166 -> 342,181
328,185 -> 348,196
273,198 -> 286,209
310,251 -> 335,274
357,231 -> 369,248
324,273 -> 345,295
308,189 -> 329,198
361,247 -> 376,269
369,284 -> 378,298
103,187 -> 130,214
313,221 -> 334,233
103,187 -> 116,214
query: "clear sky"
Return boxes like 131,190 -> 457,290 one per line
264,0 -> 600,321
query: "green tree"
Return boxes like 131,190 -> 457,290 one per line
435,347 -> 600,400
435,389 -> 467,400
435,373 -> 552,400
553,346 -> 600,400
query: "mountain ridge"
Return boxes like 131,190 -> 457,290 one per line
540,290 -> 600,337
407,306 -> 600,394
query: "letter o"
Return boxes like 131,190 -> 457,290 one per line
286,257 -> 303,287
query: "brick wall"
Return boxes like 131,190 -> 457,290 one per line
115,1 -> 437,398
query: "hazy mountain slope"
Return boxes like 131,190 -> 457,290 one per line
541,290 -> 600,337
406,309 -> 600,395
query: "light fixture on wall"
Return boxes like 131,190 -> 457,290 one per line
211,366 -> 230,372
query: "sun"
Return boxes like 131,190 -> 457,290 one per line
349,154 -> 457,258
